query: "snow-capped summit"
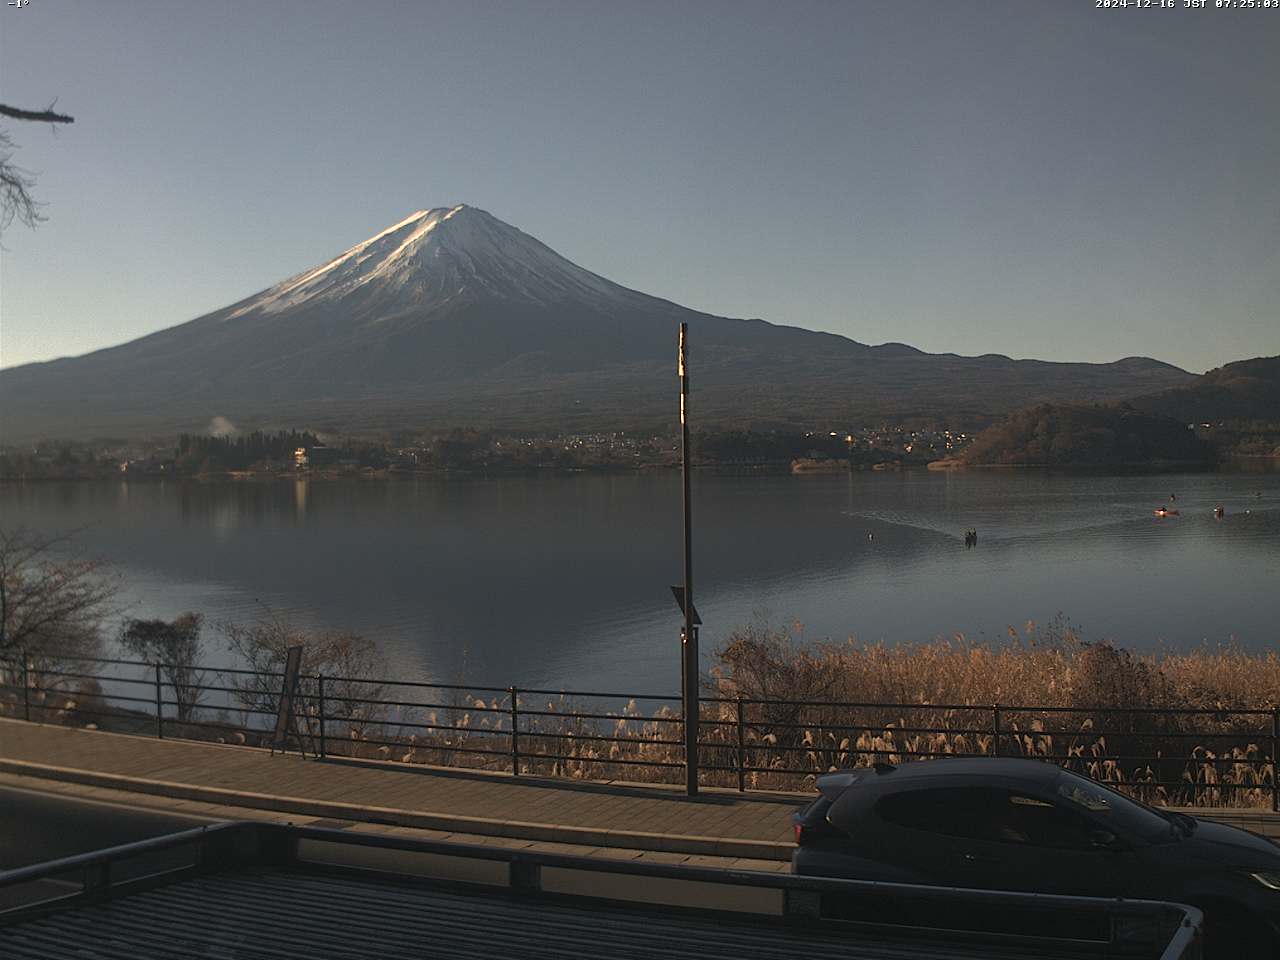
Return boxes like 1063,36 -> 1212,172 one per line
0,205 -> 1195,441
228,204 -> 632,321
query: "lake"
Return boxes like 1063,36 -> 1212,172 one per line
3,467 -> 1277,693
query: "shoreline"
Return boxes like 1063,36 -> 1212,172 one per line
3,457 -> 1275,484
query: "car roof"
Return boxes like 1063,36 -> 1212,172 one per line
817,758 -> 1062,800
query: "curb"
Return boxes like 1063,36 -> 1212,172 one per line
0,757 -> 794,861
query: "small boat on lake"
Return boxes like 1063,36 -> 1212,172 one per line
1154,507 -> 1180,517
790,457 -> 849,474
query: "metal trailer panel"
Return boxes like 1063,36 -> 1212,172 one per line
0,868 -> 1126,960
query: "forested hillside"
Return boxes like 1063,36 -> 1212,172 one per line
960,404 -> 1211,466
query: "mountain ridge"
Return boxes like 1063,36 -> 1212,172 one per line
0,205 -> 1197,441
1130,355 -> 1280,423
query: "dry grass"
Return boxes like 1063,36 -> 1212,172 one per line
705,618 -> 1280,806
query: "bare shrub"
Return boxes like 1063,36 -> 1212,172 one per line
0,527 -> 117,663
0,527 -> 120,722
119,613 -> 207,722
220,610 -> 388,747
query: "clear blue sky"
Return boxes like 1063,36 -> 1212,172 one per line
1,0 -> 1276,373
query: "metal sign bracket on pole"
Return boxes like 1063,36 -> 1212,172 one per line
270,645 -> 308,759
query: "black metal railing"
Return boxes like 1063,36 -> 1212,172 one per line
1,652 -> 1275,809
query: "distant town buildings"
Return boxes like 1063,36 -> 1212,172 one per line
295,444 -> 342,468
1,424 -> 981,480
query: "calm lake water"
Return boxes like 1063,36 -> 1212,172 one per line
4,468 -> 1278,692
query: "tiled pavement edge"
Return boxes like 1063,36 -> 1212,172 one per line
0,771 -> 791,873
0,720 -> 799,860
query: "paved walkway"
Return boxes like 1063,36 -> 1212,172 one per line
0,720 -> 800,860
4,719 -> 1277,864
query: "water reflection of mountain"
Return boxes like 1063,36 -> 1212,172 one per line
1,470 -> 1276,690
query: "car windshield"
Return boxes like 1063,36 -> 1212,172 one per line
1054,771 -> 1176,842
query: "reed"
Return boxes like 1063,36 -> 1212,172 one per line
705,618 -> 1279,805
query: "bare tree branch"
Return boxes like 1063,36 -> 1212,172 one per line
0,527 -> 119,660
0,101 -> 74,233
0,103 -> 75,124
0,131 -> 43,229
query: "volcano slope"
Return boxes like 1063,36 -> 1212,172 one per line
0,205 -> 1195,440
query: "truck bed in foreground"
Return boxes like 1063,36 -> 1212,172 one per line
0,822 -> 1201,960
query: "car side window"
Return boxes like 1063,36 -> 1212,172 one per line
876,788 -> 1096,849
875,787 -> 1005,841
1005,793 -> 1095,849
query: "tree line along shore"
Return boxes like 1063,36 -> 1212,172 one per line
4,407 -> 1278,482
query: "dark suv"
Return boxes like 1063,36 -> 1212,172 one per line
792,758 -> 1280,958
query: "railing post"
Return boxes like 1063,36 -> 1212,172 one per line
509,854 -> 540,892
83,860 -> 111,900
736,694 -> 746,792
509,685 -> 520,777
155,663 -> 164,739
992,703 -> 1001,758
1272,707 -> 1278,814
21,650 -> 30,722
317,674 -> 327,759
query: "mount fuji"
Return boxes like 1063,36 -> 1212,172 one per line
0,204 -> 1194,440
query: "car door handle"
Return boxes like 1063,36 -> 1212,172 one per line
962,853 -> 1000,864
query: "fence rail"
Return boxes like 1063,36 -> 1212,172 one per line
1,652 -> 1275,809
